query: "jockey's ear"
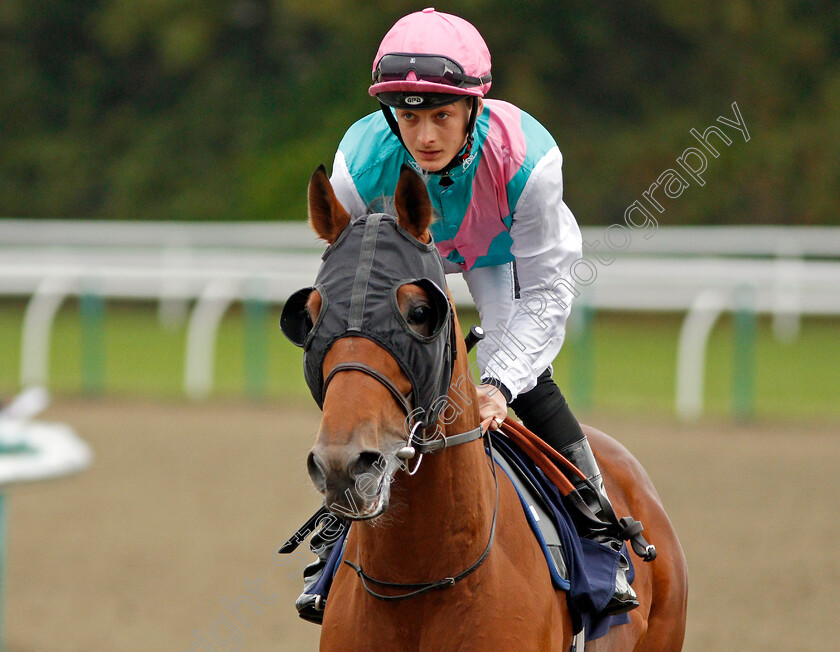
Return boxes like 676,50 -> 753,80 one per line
308,164 -> 351,244
394,164 -> 432,243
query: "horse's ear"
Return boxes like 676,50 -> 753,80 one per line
308,164 -> 351,244
394,164 -> 432,243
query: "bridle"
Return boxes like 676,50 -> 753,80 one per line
322,329 -> 499,601
320,329 -> 485,475
322,359 -> 432,474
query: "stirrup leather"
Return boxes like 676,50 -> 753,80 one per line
558,438 -> 657,563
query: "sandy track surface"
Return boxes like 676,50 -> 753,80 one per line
4,399 -> 838,651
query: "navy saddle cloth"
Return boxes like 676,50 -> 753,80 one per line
311,432 -> 633,640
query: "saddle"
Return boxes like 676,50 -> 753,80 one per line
490,440 -> 569,587
487,429 -> 634,640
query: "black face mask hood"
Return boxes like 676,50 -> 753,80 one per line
281,213 -> 454,428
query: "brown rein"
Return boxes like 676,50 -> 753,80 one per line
496,417 -> 585,495
498,417 -> 657,562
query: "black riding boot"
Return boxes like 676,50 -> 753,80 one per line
558,437 -> 639,616
509,370 -> 638,616
295,515 -> 347,624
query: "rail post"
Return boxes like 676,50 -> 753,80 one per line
184,279 -> 239,400
80,283 -> 105,395
243,279 -> 269,400
20,277 -> 75,389
675,289 -> 727,421
732,285 -> 756,421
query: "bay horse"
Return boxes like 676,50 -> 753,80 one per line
292,165 -> 688,651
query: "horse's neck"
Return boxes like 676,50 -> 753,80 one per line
355,347 -> 494,580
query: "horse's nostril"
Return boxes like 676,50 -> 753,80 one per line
307,451 -> 326,491
352,450 -> 386,479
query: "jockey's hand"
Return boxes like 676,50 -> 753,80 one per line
476,383 -> 508,432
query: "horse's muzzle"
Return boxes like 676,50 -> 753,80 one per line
307,445 -> 392,520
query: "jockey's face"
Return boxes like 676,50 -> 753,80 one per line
395,98 -> 480,172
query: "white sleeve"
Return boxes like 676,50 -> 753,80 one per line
480,146 -> 583,400
329,150 -> 367,219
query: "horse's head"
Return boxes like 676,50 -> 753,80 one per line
281,164 -> 455,519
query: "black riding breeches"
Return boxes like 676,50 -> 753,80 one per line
509,369 -> 585,452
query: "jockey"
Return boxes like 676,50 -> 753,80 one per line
296,8 -> 638,622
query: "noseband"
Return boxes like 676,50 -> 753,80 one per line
322,358 -> 484,475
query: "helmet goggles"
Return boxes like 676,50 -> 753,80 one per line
373,53 -> 491,89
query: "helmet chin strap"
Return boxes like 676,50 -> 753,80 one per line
379,97 -> 480,187
379,101 -> 406,148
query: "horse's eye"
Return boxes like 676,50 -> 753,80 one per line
407,305 -> 432,326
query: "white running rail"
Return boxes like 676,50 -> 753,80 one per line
2,220 -> 839,415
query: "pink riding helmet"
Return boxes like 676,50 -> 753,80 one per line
369,8 -> 492,100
